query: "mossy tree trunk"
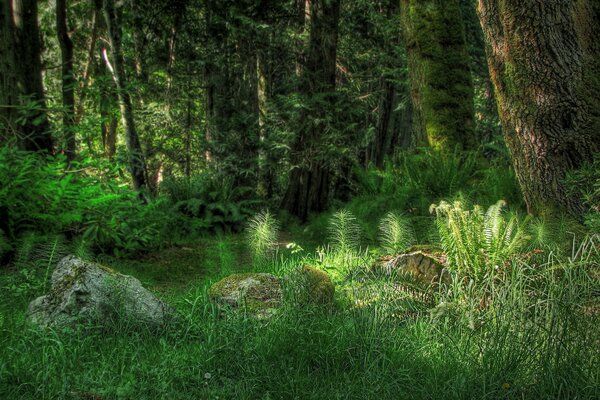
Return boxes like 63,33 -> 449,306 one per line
401,0 -> 475,152
281,0 -> 341,221
477,0 -> 600,215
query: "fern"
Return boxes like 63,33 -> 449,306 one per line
328,210 -> 361,252
431,200 -> 528,280
379,212 -> 416,254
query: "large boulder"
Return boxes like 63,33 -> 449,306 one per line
373,248 -> 450,285
208,273 -> 282,318
27,255 -> 175,329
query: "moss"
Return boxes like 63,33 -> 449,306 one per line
298,266 -> 335,305
47,263 -> 85,307
208,273 -> 282,313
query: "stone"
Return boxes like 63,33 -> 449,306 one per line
27,255 -> 175,329
208,273 -> 282,318
373,248 -> 450,285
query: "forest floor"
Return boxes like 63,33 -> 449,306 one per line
0,232 -> 599,400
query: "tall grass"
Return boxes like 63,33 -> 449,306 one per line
0,231 -> 597,399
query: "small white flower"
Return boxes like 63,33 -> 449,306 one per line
204,372 -> 212,380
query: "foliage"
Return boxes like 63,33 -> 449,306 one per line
378,212 -> 416,254
431,200 -> 529,280
246,210 -> 279,264
567,155 -> 600,233
161,172 -> 260,234
0,147 -> 171,257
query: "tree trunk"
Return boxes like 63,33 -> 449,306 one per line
371,77 -> 397,168
102,0 -> 148,191
281,0 -> 341,221
56,0 -> 76,161
0,0 -> 17,142
401,0 -> 475,152
3,0 -> 53,152
75,3 -> 99,124
477,0 -> 600,215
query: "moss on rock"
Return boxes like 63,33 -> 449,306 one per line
208,273 -> 282,316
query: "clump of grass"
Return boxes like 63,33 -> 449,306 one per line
378,212 -> 416,254
328,209 -> 361,253
246,210 -> 279,265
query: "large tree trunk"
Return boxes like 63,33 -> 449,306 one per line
102,0 -> 147,191
281,0 -> 341,221
401,0 -> 475,152
477,0 -> 600,215
1,0 -> 53,152
56,0 -> 76,161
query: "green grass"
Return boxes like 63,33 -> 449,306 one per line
0,231 -> 598,399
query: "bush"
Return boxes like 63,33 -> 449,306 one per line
161,172 -> 261,234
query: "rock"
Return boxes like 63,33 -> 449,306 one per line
373,248 -> 450,285
208,273 -> 282,318
287,266 -> 335,305
27,255 -> 175,329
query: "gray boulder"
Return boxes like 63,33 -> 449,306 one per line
28,255 -> 174,329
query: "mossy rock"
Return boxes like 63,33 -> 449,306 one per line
286,266 -> 335,306
208,273 -> 282,318
373,248 -> 450,286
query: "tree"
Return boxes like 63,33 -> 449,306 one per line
1,0 -> 53,152
477,0 -> 600,215
400,0 -> 475,152
56,0 -> 76,161
102,0 -> 148,191
281,0 -> 341,221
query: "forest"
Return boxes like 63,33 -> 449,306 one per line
0,0 -> 599,398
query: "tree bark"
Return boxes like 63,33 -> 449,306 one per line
103,0 -> 148,191
281,0 -> 341,221
2,0 -> 53,152
477,0 -> 600,215
401,0 -> 475,152
56,0 -> 76,161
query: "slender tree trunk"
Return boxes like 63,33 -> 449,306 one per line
102,0 -> 147,191
56,0 -> 76,161
401,0 -> 475,152
75,3 -> 99,124
477,0 -> 600,215
10,0 -> 53,152
281,0 -> 341,221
